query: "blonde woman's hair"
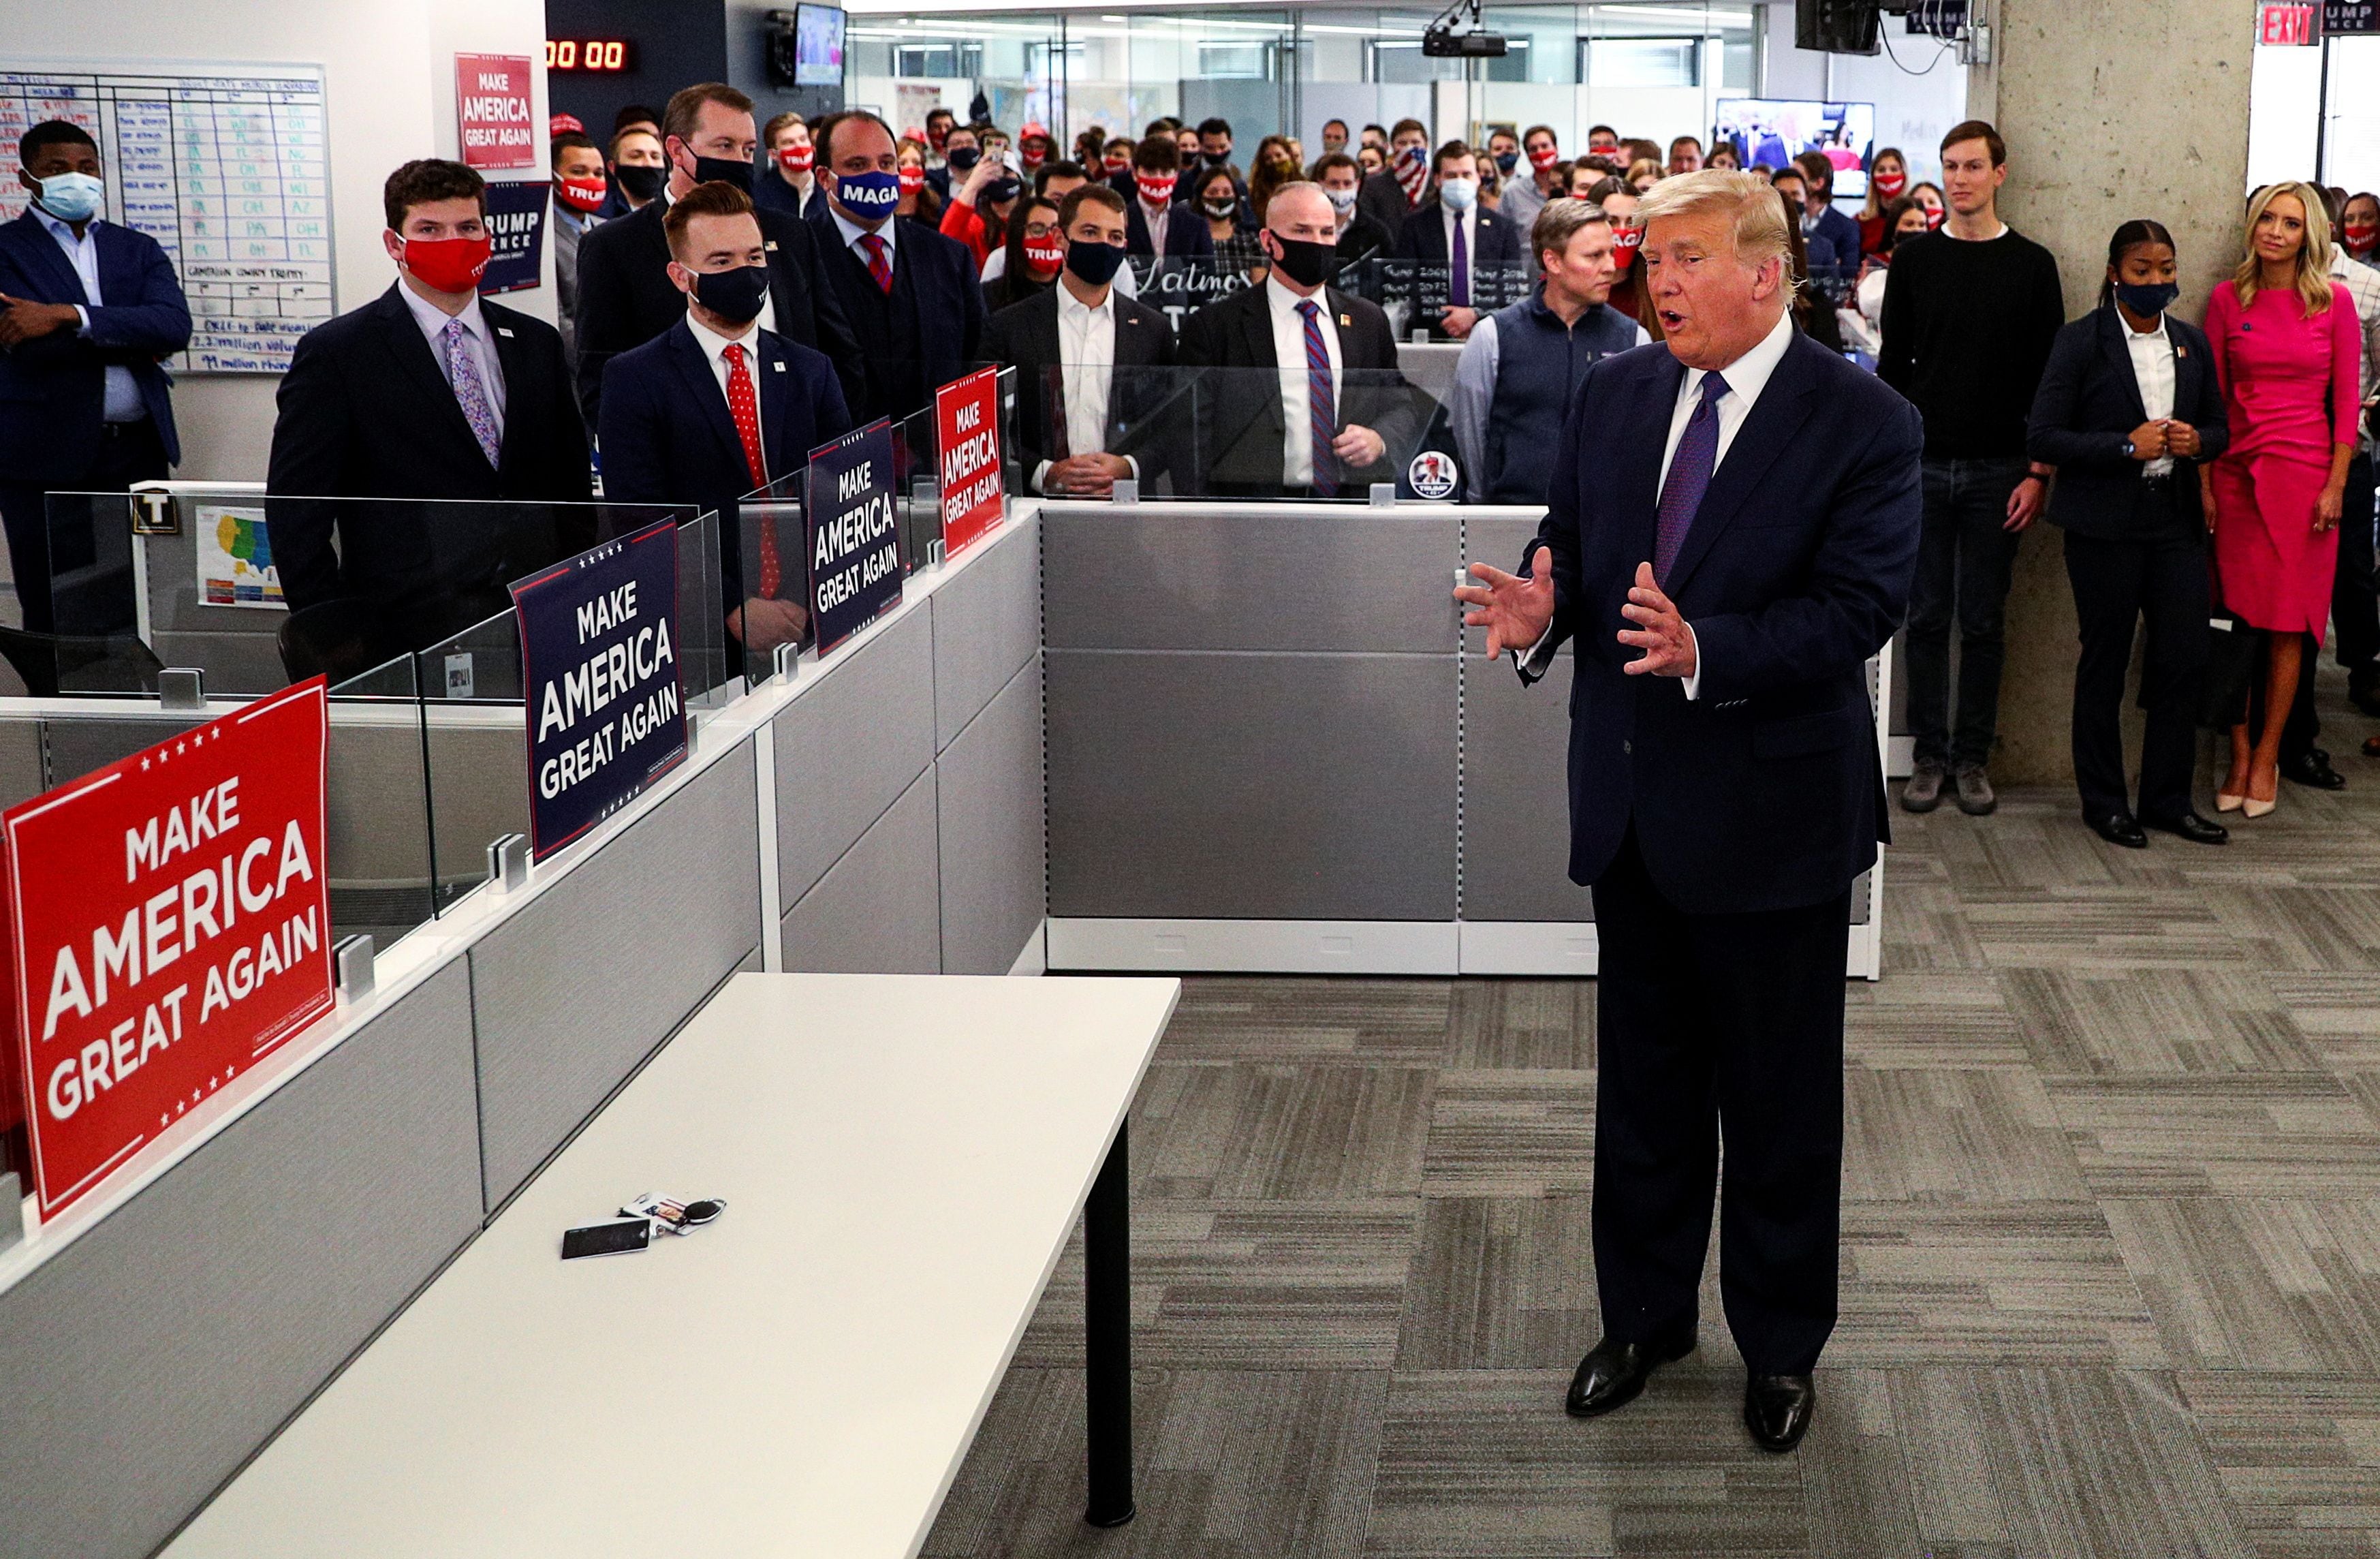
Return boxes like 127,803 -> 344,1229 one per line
1635,167 -> 1793,280
2236,180 -> 2337,315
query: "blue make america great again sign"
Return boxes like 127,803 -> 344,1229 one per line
805,418 -> 903,653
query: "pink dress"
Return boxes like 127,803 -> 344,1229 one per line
2206,278 -> 2362,639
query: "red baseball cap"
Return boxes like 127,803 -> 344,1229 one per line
548,112 -> 584,138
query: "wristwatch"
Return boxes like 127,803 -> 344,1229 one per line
2120,438 -> 2135,458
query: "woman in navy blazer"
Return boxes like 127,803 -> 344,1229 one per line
2026,219 -> 2231,848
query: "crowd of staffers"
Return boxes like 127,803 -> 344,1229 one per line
5,90 -> 2379,846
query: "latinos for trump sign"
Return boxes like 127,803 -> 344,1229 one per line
807,418 -> 903,652
936,367 -> 1004,557
455,54 -> 538,169
3,679 -> 334,1220
511,520 -> 688,862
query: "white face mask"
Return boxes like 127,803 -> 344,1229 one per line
1324,185 -> 1358,213
1439,177 -> 1477,212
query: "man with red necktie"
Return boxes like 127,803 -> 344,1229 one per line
597,181 -> 851,655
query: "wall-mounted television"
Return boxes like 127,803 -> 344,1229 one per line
793,4 -> 845,87
1712,98 -> 1877,200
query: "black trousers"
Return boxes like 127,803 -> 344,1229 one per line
2063,505 -> 2208,823
1905,454 -> 2030,769
1589,827 -> 1852,1377
0,417 -> 170,638
2281,448 -> 2378,760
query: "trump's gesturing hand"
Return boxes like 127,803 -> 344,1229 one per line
1617,562 -> 1696,679
1454,544 -> 1555,660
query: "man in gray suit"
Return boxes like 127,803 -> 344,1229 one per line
548,133 -> 609,368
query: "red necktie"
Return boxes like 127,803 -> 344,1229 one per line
723,342 -> 780,598
860,232 -> 893,294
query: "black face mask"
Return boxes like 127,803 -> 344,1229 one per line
1065,239 -> 1125,286
947,146 -> 981,172
614,164 -> 664,202
1205,149 -> 1231,167
687,262 -> 770,324
1201,198 -> 1237,219
689,153 -> 753,192
983,176 -> 1022,206
1268,233 -> 1336,289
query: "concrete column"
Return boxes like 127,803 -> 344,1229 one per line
1959,0 -> 2257,784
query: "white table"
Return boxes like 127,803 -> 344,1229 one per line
166,972 -> 1180,1558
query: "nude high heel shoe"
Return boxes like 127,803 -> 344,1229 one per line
2216,791 -> 2244,814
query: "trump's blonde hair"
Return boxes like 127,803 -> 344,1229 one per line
1634,168 -> 1791,279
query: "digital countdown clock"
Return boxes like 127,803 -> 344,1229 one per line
546,37 -> 636,72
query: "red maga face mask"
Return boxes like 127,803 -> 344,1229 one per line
1104,152 -> 1130,173
1136,174 -> 1176,206
2346,217 -> 2379,255
1609,225 -> 1642,269
555,175 -> 608,214
1022,234 -> 1066,276
1923,204 -> 1946,229
1871,168 -> 1907,198
898,166 -> 925,196
1528,143 -> 1561,171
401,233 -> 492,294
779,143 -> 814,174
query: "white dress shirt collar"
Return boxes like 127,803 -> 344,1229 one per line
1265,271 -> 1329,324
1059,280 -> 1114,328
32,206 -> 97,249
685,308 -> 762,362
1678,306 -> 1795,414
396,278 -> 494,354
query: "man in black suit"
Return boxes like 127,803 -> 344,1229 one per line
1122,137 -> 1211,261
1174,183 -> 1418,497
267,159 -> 593,656
571,82 -> 860,424
0,119 -> 191,636
599,181 -> 851,656
1357,118 -> 1432,240
1456,170 -> 1922,1453
1395,140 -> 1524,340
984,183 -> 1178,497
804,110 -> 987,427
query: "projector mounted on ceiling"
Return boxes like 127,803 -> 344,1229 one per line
1422,0 -> 1507,58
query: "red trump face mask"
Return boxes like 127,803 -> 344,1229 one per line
401,233 -> 492,294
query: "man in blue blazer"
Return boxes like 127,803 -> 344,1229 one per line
600,181 -> 851,658
0,120 -> 191,635
1457,170 -> 1922,1454
804,110 -> 988,427
1394,141 -> 1525,339
1121,138 -> 1213,261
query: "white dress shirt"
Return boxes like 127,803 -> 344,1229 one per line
1264,273 -> 1344,487
1138,198 -> 1171,255
1439,202 -> 1480,305
685,309 -> 768,471
1032,283 -> 1142,493
34,209 -> 144,422
2330,248 -> 2380,451
2120,312 -> 2176,478
1522,307 -> 1798,699
396,280 -> 507,437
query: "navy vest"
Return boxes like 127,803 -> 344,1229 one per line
1483,292 -> 1642,505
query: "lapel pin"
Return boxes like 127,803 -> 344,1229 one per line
765,241 -> 779,251
496,326 -> 515,337
772,359 -> 785,371
2176,344 -> 2189,357
1339,313 -> 1351,326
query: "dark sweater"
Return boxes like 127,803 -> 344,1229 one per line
1877,225 -> 2065,459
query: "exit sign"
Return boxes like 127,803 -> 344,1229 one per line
2260,1 -> 2318,44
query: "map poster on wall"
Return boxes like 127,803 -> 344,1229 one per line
0,62 -> 334,373
193,504 -> 283,610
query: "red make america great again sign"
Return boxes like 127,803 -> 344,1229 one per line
1,679 -> 333,1220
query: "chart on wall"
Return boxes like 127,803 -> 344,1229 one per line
0,61 -> 333,373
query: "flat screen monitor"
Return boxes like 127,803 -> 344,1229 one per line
793,5 -> 845,87
1711,99 -> 1877,200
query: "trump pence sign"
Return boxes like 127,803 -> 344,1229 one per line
3,681 -> 334,1219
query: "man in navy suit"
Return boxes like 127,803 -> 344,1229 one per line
805,110 -> 986,426
600,181 -> 850,655
1121,137 -> 1212,261
0,119 -> 191,636
1456,170 -> 1922,1454
1394,141 -> 1525,339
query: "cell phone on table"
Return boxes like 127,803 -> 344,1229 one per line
561,1218 -> 652,1260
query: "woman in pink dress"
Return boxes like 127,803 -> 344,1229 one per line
2206,180 -> 2362,816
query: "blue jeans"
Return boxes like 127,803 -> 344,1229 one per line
1905,456 -> 2030,770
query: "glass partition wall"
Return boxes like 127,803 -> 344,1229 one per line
846,2 -> 1755,168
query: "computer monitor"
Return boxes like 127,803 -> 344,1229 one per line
1711,99 -> 1877,200
793,4 -> 845,87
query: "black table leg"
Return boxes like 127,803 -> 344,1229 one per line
1083,1118 -> 1135,1527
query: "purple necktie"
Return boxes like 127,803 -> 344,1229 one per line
442,318 -> 501,468
1653,371 -> 1729,585
1298,299 -> 1338,497
1451,215 -> 1469,305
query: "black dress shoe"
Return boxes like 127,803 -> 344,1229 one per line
2283,750 -> 2347,790
2142,810 -> 2228,845
1743,1373 -> 1815,1453
2350,677 -> 2380,718
1564,1327 -> 1697,1418
2088,812 -> 2148,848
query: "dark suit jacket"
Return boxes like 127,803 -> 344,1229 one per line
1334,211 -> 1396,272
598,318 -> 852,611
1395,202 -> 1524,274
752,168 -> 827,222
804,206 -> 988,425
0,212 -> 191,481
2027,306 -> 2228,538
1173,281 -> 1419,495
266,284 -> 594,647
1357,168 -> 1422,241
571,196 -> 862,422
1125,198 -> 1215,260
982,285 -> 1180,490
1522,328 -> 1924,914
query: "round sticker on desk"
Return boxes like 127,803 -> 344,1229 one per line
1409,450 -> 1459,500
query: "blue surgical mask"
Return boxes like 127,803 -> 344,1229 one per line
835,168 -> 901,221
33,170 -> 104,223
2114,279 -> 2180,318
1438,177 -> 1477,212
